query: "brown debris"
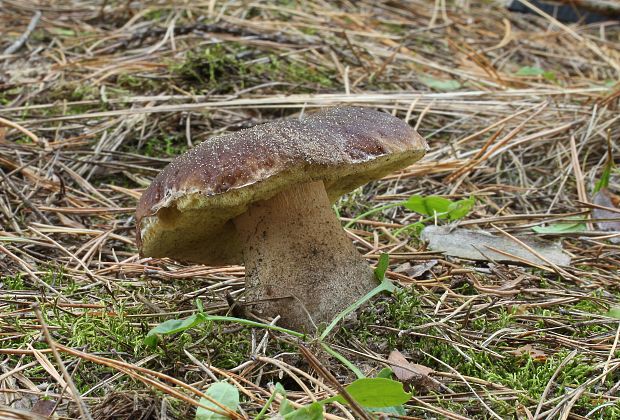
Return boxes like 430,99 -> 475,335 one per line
388,350 -> 439,392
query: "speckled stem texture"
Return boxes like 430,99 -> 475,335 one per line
234,181 -> 376,332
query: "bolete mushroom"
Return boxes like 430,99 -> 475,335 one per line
136,107 -> 427,331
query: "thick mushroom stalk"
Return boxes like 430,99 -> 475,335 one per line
234,181 -> 376,331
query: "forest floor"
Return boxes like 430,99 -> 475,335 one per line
1,1 -> 619,419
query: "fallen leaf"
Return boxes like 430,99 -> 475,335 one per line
393,260 -> 438,278
531,216 -> 587,234
322,377 -> 411,407
515,66 -> 556,81
196,382 -> 240,420
421,225 -> 571,266
393,262 -> 412,273
498,276 -> 526,292
509,344 -> 547,362
592,188 -> 620,244
31,399 -> 56,416
387,350 -> 438,391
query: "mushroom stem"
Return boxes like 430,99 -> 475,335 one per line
233,180 -> 377,332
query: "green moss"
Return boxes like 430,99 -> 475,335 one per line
143,135 -> 188,157
336,188 -> 373,219
572,289 -> 609,315
0,88 -> 19,105
143,9 -> 167,21
171,43 -> 334,94
254,57 -> 333,88
41,267 -> 77,294
13,135 -> 36,144
116,73 -> 160,92
470,307 -> 515,333
341,287 -> 424,349
171,44 -> 241,90
577,399 -> 620,419
5,300 -> 151,396
412,340 -> 596,416
380,22 -> 407,35
155,321 -> 254,370
299,26 -> 318,36
572,296 -> 606,314
1,273 -> 24,290
340,287 -> 612,417
486,351 -> 592,401
46,304 -> 146,355
71,85 -> 96,101
193,323 -> 252,368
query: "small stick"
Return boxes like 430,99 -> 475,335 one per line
3,11 -> 42,55
298,344 -> 373,420
0,116 -> 40,144
32,303 -> 94,420
0,168 -> 51,223
569,135 -> 592,231
602,322 -> 620,386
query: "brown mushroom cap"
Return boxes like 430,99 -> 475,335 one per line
136,107 -> 428,265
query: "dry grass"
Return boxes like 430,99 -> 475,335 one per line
0,1 -> 619,419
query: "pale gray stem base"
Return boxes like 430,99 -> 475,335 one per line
234,181 -> 376,332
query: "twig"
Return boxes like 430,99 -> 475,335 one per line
0,116 -> 41,144
3,10 -> 42,55
602,323 -> 620,386
298,344 -> 373,420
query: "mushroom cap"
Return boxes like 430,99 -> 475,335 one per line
136,107 -> 428,265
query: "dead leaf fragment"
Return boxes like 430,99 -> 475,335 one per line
387,350 -> 438,391
393,260 -> 438,278
592,188 -> 620,243
509,344 -> 547,362
421,225 -> 571,266
31,399 -> 56,416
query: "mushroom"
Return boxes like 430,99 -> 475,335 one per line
136,107 -> 427,331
